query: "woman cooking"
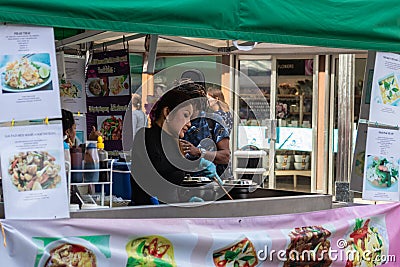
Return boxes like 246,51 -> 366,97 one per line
130,86 -> 220,205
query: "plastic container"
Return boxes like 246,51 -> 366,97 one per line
97,136 -> 109,182
95,161 -> 131,200
70,146 -> 83,183
83,141 -> 99,182
63,141 -> 71,165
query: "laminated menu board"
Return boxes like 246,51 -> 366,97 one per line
350,51 -> 376,192
369,52 -> 400,125
0,24 -> 61,122
0,123 -> 69,219
60,56 -> 87,113
362,127 -> 400,201
86,49 -> 131,151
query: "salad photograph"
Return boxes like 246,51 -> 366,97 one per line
125,235 -> 176,267
97,115 -> 123,141
344,218 -> 387,267
377,74 -> 400,105
365,155 -> 398,189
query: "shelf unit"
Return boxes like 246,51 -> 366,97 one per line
275,170 -> 311,188
233,150 -> 268,186
66,159 -> 115,208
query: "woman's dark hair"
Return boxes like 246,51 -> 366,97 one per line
61,109 -> 75,134
174,80 -> 208,110
150,88 -> 192,125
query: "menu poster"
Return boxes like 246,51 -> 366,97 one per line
86,49 -> 131,98
73,114 -> 86,147
0,124 -> 69,219
362,127 -> 400,201
350,123 -> 368,192
369,52 -> 400,125
0,25 -> 61,122
60,57 -> 87,113
86,49 -> 131,151
86,96 -> 129,151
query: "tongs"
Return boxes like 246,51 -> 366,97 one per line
212,177 -> 234,200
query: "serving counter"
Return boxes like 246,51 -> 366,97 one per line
0,189 -> 331,219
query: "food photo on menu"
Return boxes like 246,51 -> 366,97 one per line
8,151 -> 62,191
364,155 -> 399,190
59,78 -> 82,98
212,237 -> 259,267
87,77 -> 108,97
125,235 -> 177,267
283,225 -> 333,267
34,235 -> 110,267
343,217 -> 388,267
97,115 -> 123,141
376,73 -> 400,106
1,53 -> 52,93
208,231 -> 271,267
108,74 -> 130,96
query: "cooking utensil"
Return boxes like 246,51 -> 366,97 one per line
212,177 -> 234,200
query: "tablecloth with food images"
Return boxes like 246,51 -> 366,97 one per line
0,202 -> 399,266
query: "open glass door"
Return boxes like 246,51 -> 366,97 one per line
274,57 -> 314,192
234,56 -> 274,187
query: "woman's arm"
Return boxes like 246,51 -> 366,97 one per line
180,138 -> 230,164
205,138 -> 230,164
131,111 -> 138,136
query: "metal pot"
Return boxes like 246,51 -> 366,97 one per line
178,181 -> 219,202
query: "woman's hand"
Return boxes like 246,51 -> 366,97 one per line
199,158 -> 223,184
179,140 -> 201,157
88,126 -> 102,141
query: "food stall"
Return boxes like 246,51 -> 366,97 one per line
1,2 -> 400,266
0,0 -> 399,213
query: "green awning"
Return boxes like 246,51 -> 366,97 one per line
1,0 -> 400,51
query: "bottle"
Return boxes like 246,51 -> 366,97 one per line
83,141 -> 100,182
97,136 -> 109,182
63,141 -> 71,166
70,146 -> 83,183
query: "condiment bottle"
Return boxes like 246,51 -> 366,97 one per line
97,136 -> 109,182
83,141 -> 100,182
70,146 -> 83,183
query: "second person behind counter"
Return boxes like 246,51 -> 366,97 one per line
176,82 -> 231,179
